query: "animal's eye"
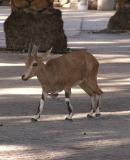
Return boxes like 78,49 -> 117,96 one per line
32,63 -> 38,67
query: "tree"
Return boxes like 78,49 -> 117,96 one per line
107,0 -> 130,31
4,0 -> 67,53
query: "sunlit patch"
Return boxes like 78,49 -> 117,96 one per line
0,145 -> 29,152
96,54 -> 130,64
0,88 -> 88,95
0,144 -> 71,160
0,20 -> 5,23
0,88 -> 42,95
0,111 -> 130,123
79,138 -> 130,149
100,81 -> 130,86
97,76 -> 108,80
102,87 -> 125,92
0,84 -> 127,95
68,41 -> 115,45
0,116 -> 31,124
62,10 -> 115,17
0,76 -> 20,80
0,63 -> 24,67
0,76 -> 37,80
103,111 -> 130,116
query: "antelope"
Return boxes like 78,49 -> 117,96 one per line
22,45 -> 103,121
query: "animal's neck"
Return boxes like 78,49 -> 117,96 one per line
37,64 -> 46,82
37,64 -> 51,91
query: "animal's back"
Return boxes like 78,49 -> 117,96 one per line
46,50 -> 98,70
45,51 -> 98,85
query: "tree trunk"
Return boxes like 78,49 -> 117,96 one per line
88,0 -> 97,10
4,0 -> 67,53
107,4 -> 130,31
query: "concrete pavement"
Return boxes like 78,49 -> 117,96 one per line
0,36 -> 130,160
0,6 -> 130,160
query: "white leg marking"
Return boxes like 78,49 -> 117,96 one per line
88,96 -> 96,117
66,113 -> 73,120
88,109 -> 94,117
33,99 -> 44,120
95,95 -> 101,115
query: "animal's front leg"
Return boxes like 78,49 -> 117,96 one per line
87,96 -> 96,118
65,89 -> 73,121
31,92 -> 45,122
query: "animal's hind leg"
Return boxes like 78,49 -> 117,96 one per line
86,76 -> 102,117
95,95 -> 102,117
86,64 -> 103,95
65,89 -> 73,121
79,81 -> 96,118
31,92 -> 45,122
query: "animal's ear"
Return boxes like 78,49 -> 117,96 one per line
46,47 -> 52,55
42,47 -> 53,59
32,44 -> 39,57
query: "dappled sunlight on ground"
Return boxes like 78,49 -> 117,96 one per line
0,110 -> 130,124
0,84 -> 128,95
0,29 -> 130,159
0,121 -> 130,160
0,6 -> 130,159
0,144 -> 70,160
0,63 -> 24,67
69,41 -> 115,45
96,54 -> 130,64
1,137 -> 130,160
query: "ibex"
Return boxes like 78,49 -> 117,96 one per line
22,45 -> 103,121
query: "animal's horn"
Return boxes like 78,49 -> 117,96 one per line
28,43 -> 32,56
32,44 -> 39,56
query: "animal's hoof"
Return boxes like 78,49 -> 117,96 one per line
31,118 -> 38,122
87,114 -> 94,119
65,117 -> 73,121
95,113 -> 101,117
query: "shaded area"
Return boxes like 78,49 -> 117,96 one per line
0,43 -> 130,159
4,8 -> 67,53
108,6 -> 130,31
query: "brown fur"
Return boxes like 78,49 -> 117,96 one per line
23,50 -> 103,96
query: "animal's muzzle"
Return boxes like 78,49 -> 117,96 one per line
21,75 -> 28,81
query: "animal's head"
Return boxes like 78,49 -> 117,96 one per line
22,44 -> 52,81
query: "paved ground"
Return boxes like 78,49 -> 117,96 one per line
0,47 -> 130,160
0,6 -> 130,160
